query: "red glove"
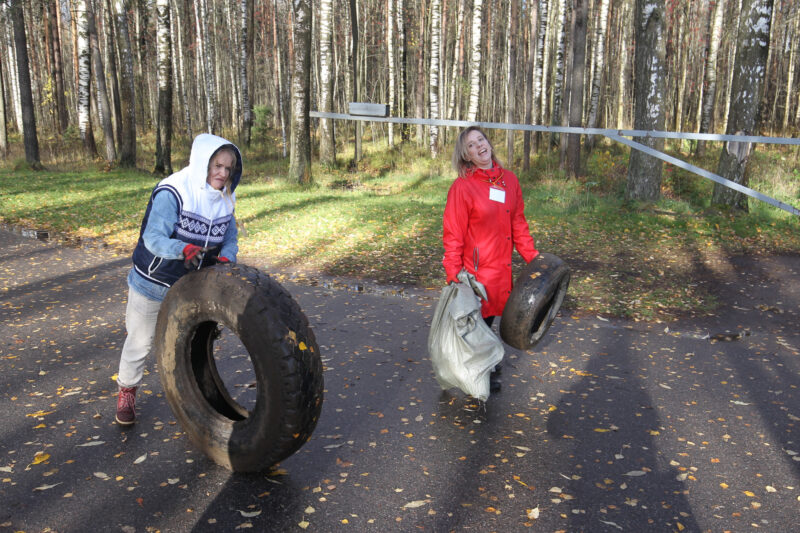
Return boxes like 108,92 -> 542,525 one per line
216,256 -> 230,263
183,244 -> 205,269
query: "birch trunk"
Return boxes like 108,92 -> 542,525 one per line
523,0 -> 539,169
3,4 -> 23,132
48,0 -> 69,132
429,0 -> 440,156
566,0 -> 586,177
113,0 -> 135,166
535,0 -> 548,149
506,0 -> 518,164
781,8 -> 798,132
76,1 -> 98,157
154,0 -> 173,175
414,0 -> 425,145
350,0 -> 362,160
712,0 -> 773,211
273,3 -> 287,157
625,0 -> 666,202
447,0 -> 465,120
103,0 -> 123,149
289,0 -> 312,184
386,0 -> 396,146
550,0 -> 568,143
86,0 -> 116,162
319,0 -> 335,161
196,0 -> 217,133
584,0 -> 609,152
696,0 -> 724,156
10,0 -> 40,167
467,0 -> 483,121
0,58 -> 6,156
239,0 -> 252,146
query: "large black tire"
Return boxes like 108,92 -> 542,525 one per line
154,263 -> 323,472
500,253 -> 570,351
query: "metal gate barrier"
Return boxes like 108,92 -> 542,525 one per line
310,106 -> 800,217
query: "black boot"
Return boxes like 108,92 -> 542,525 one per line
490,371 -> 501,392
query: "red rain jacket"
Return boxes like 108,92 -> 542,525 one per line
442,165 -> 539,317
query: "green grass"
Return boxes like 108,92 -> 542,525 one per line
2,133 -> 799,322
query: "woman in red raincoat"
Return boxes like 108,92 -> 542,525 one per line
442,126 -> 539,334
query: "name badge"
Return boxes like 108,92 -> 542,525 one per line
489,187 -> 506,203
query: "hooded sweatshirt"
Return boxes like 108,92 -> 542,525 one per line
130,134 -> 242,300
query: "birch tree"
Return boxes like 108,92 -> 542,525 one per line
3,6 -> 21,133
289,0 -> 312,184
550,0 -> 568,145
696,0 -> 725,156
386,0 -> 396,146
239,0 -> 252,146
10,0 -> 40,168
505,0 -> 519,164
566,0 -> 586,177
76,1 -> 98,157
781,5 -> 798,133
625,0 -> 667,202
522,0 -> 539,170
350,0 -> 362,161
584,0 -> 610,152
47,0 -> 69,133
86,0 -> 116,162
319,0 -> 335,162
196,0 -> 217,133
114,0 -> 136,166
154,0 -> 172,174
712,0 -> 773,211
0,57 -> 6,156
429,0 -> 441,157
447,0 -> 465,121
467,0 -> 484,121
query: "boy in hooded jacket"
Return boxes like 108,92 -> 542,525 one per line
115,134 -> 242,425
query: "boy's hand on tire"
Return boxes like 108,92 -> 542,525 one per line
183,244 -> 206,269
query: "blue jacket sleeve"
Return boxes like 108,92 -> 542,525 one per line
142,191 -> 186,259
219,215 -> 239,261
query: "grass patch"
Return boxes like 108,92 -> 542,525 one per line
1,135 -> 798,322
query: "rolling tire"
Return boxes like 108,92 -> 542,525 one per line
500,253 -> 570,351
154,263 -> 323,472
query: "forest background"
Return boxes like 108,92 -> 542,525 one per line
1,0 -> 799,321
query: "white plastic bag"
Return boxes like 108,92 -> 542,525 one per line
427,270 -> 504,401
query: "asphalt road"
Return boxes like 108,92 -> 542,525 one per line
1,227 -> 799,532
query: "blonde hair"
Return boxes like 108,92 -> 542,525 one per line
451,126 -> 502,177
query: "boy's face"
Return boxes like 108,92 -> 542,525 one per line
207,151 -> 235,191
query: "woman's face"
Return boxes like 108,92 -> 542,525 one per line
464,130 -> 493,169
207,150 -> 236,190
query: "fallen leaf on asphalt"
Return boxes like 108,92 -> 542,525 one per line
33,483 -> 61,491
134,454 -> 147,464
526,507 -> 539,519
238,510 -> 261,518
31,452 -> 50,465
402,500 -> 429,509
94,472 -> 110,480
298,521 -> 310,529
624,471 -> 646,477
26,410 -> 55,418
77,441 -> 105,447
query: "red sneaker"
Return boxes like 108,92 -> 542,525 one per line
115,386 -> 137,425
